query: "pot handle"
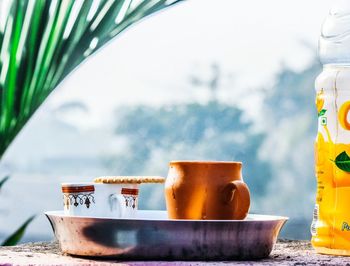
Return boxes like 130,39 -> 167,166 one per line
225,180 -> 250,220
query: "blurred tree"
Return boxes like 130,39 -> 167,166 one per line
189,63 -> 222,102
106,101 -> 271,211
264,62 -> 320,121
259,60 -> 321,238
103,59 -> 322,240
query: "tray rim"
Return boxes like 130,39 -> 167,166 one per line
45,210 -> 289,223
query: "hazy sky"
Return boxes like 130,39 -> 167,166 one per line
43,0 -> 332,127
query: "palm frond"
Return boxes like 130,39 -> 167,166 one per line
0,175 -> 9,190
1,215 -> 36,246
0,0 -> 184,159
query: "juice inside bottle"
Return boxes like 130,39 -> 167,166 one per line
312,66 -> 350,255
311,0 -> 350,255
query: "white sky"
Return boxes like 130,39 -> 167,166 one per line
44,0 -> 332,127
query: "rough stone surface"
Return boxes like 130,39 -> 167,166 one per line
0,240 -> 348,265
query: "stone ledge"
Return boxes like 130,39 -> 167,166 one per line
0,240 -> 347,265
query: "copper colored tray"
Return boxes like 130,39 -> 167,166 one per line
45,210 -> 288,260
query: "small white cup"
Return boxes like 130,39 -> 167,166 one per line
61,182 -> 139,218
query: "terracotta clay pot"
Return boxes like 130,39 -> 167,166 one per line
164,161 -> 250,220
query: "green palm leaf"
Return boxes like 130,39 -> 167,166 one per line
1,215 -> 36,246
0,0 -> 183,246
0,175 -> 9,190
335,151 -> 350,172
0,0 -> 183,159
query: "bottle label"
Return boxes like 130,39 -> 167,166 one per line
313,66 -> 350,254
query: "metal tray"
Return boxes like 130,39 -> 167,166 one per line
45,210 -> 288,260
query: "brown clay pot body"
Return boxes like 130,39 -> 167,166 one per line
164,161 -> 250,220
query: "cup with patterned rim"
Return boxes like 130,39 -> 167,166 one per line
62,176 -> 165,218
62,182 -> 139,218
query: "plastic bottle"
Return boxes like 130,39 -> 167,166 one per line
312,0 -> 350,255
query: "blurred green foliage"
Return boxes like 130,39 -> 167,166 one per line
102,60 -> 322,239
112,102 -> 270,199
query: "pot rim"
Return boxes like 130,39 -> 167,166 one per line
169,161 -> 242,165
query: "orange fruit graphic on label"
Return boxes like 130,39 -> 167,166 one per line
315,132 -> 333,181
316,89 -> 325,114
338,101 -> 350,130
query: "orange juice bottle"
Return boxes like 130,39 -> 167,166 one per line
312,1 -> 350,255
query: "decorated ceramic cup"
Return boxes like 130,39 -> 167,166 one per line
62,176 -> 165,218
62,182 -> 139,218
